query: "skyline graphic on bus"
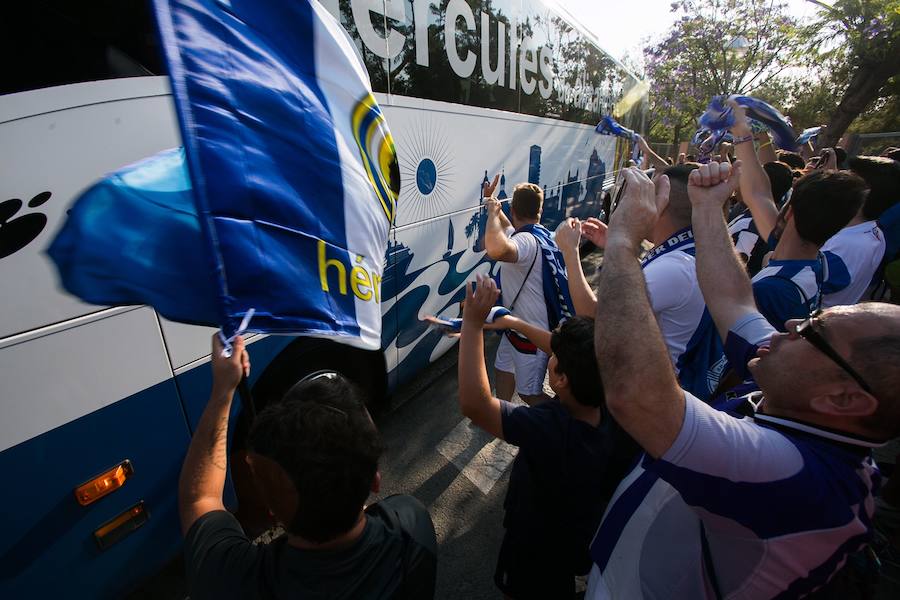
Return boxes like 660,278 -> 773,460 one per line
382,139 -> 609,384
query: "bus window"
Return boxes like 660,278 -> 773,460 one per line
1,1 -> 166,96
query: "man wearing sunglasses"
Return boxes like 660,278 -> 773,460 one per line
584,162 -> 900,600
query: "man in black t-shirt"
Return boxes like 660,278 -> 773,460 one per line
458,274 -> 640,599
178,335 -> 436,600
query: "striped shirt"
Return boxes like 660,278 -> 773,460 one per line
821,221 -> 885,308
586,312 -> 881,600
751,258 -> 823,331
728,208 -> 768,276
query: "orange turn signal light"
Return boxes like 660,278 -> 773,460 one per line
75,460 -> 133,506
94,502 -> 149,550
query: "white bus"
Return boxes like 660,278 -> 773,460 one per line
0,1 -> 646,597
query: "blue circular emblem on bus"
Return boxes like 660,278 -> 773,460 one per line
416,159 -> 437,195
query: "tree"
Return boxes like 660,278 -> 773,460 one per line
643,0 -> 810,146
806,0 -> 900,148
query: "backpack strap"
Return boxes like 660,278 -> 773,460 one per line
506,232 -> 539,312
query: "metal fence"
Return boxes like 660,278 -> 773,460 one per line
844,132 -> 900,157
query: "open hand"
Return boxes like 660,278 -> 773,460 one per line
463,274 -> 501,326
687,160 -> 742,209
482,174 -> 500,199
606,167 -> 670,247
582,217 -> 608,248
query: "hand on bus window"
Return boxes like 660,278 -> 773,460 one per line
482,173 -> 500,199
211,334 -> 250,394
554,218 -> 582,254
581,217 -> 608,249
607,168 -> 670,248
462,274 -> 500,327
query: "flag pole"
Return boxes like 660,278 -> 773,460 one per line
238,375 -> 256,421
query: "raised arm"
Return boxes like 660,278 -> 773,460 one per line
729,102 -> 778,240
754,130 -> 777,164
638,136 -> 670,170
457,274 -> 504,439
594,168 -> 683,458
555,218 -> 598,316
178,335 -> 250,534
688,161 -> 759,341
486,314 -> 552,354
483,172 -> 517,261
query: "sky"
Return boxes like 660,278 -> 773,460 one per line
555,0 -> 823,65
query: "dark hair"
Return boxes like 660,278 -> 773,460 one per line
763,161 -> 793,207
834,147 -> 847,168
511,183 -> 543,220
550,316 -> 604,407
777,150 -> 806,170
247,374 -> 383,542
686,153 -> 697,162
790,170 -> 866,246
848,156 -> 900,220
661,163 -> 700,227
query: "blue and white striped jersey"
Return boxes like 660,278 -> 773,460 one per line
728,208 -> 768,276
751,258 -> 823,330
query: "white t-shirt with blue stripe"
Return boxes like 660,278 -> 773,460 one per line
586,313 -> 881,600
821,220 -> 885,308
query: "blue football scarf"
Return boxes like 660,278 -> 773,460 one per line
498,224 -> 575,331
796,126 -> 822,146
699,95 -> 797,152
640,227 -> 695,267
50,0 -> 398,350
596,115 -> 642,163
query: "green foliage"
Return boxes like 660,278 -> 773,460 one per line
798,0 -> 900,136
643,0 -> 900,144
643,0 -> 809,144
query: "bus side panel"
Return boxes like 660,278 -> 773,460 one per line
0,80 -> 179,341
0,379 -> 190,600
380,98 -> 615,385
0,307 -> 191,599
383,207 -> 493,384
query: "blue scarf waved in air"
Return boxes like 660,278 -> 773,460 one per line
699,95 -> 797,152
596,115 -> 642,163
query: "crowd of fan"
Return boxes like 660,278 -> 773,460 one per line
176,98 -> 900,599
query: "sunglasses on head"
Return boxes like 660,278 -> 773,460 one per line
794,309 -> 875,397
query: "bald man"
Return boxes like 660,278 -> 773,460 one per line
586,163 -> 900,599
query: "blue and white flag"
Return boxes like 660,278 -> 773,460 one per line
796,126 -> 822,146
49,149 -> 219,326
699,95 -> 797,152
51,0 -> 399,350
596,116 -> 641,162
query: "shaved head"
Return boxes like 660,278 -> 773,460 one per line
824,304 -> 900,440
